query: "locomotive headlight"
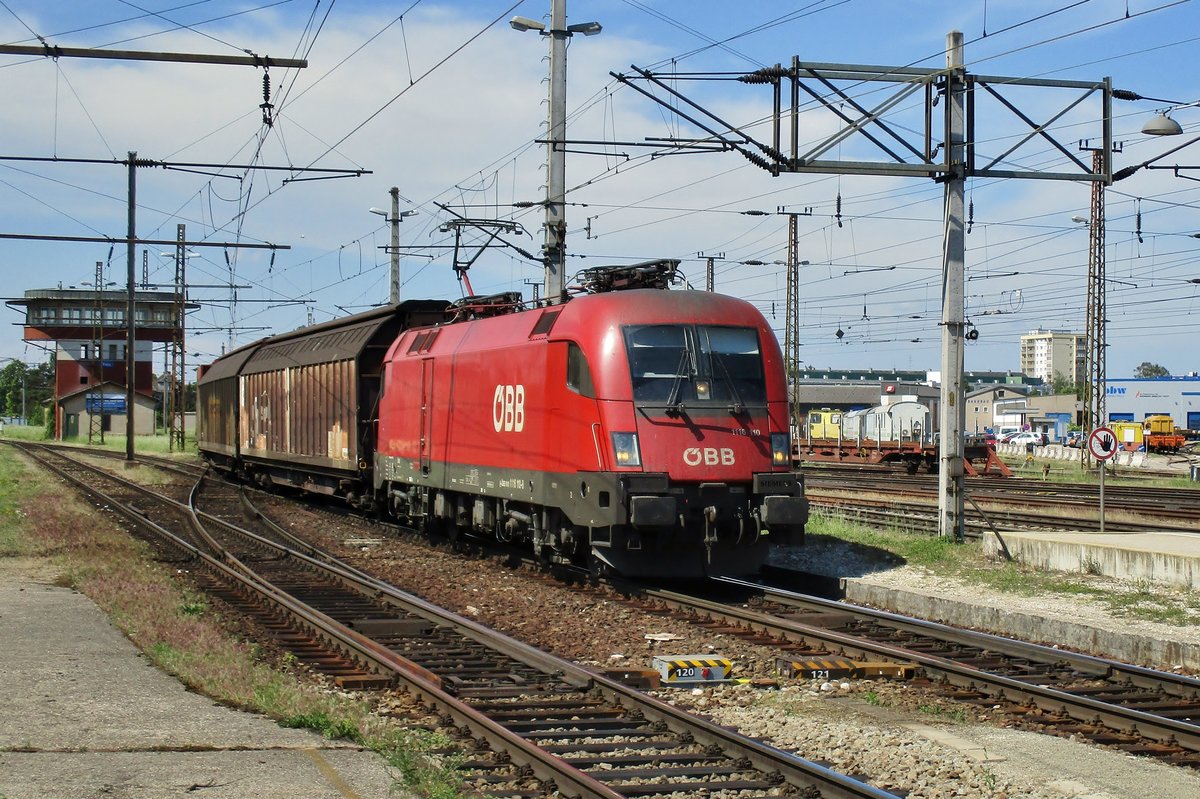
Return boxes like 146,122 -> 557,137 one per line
611,432 -> 642,467
771,432 -> 791,466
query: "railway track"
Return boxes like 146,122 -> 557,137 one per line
806,490 -> 1200,537
19,441 -> 1200,777
806,469 -> 1200,524
15,442 -> 904,799
185,451 -> 1200,771
815,496 -> 1200,535
597,570 -> 1200,769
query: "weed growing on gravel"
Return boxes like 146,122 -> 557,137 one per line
862,690 -> 882,706
2,446 -> 468,798
370,727 -> 467,799
281,709 -> 362,740
917,703 -> 968,723
178,591 -> 208,617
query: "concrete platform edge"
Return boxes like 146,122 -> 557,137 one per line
841,579 -> 1200,671
982,531 -> 1198,590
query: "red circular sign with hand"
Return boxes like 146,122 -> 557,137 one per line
1088,427 -> 1117,461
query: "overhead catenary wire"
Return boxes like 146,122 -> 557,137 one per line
3,2 -> 1199,364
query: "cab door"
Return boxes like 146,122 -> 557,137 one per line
419,359 -> 434,474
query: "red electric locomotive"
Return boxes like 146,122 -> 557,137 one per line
375,261 -> 807,578
196,260 -> 806,578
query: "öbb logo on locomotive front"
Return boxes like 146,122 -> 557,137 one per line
683,447 -> 736,466
492,384 -> 525,432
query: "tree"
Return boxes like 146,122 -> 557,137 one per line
0,360 -> 28,418
1134,362 -> 1170,379
1050,371 -> 1079,396
1,357 -> 55,425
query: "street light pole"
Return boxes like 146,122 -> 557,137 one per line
511,0 -> 601,304
545,0 -> 568,303
370,187 -> 416,305
388,187 -> 401,304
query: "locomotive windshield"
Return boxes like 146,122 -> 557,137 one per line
624,324 -> 767,408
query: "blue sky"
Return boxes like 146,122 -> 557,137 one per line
1,0 -> 1198,380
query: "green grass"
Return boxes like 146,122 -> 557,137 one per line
806,513 -> 966,570
0,423 -> 49,442
57,433 -> 197,458
0,444 -> 468,798
808,510 -> 1200,627
917,703 -> 969,723
0,447 -> 48,557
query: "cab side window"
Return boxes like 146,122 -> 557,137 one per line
567,342 -> 595,397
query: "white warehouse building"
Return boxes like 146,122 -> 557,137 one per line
1105,376 -> 1200,431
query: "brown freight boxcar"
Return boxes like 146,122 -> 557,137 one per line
196,300 -> 447,506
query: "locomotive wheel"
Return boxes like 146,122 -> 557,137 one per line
586,551 -> 613,582
421,513 -> 446,539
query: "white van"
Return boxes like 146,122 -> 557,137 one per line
997,426 -> 1020,440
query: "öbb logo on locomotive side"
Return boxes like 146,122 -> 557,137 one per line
683,447 -> 735,466
492,384 -> 525,432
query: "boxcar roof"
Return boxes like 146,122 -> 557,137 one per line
198,300 -> 449,381
196,345 -> 258,384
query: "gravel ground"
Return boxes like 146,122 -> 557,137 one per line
264,499 -> 1200,799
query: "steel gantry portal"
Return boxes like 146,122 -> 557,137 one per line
612,33 -> 1113,540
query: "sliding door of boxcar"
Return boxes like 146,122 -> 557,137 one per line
287,358 -> 356,469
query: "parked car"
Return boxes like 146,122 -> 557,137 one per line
1007,431 -> 1047,446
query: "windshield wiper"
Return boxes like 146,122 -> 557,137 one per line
664,347 -> 691,417
712,354 -> 746,415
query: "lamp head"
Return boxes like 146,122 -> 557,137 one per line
368,207 -> 387,216
567,21 -> 602,36
1142,113 -> 1183,136
509,16 -> 545,32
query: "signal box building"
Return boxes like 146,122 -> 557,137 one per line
6,286 -> 189,438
